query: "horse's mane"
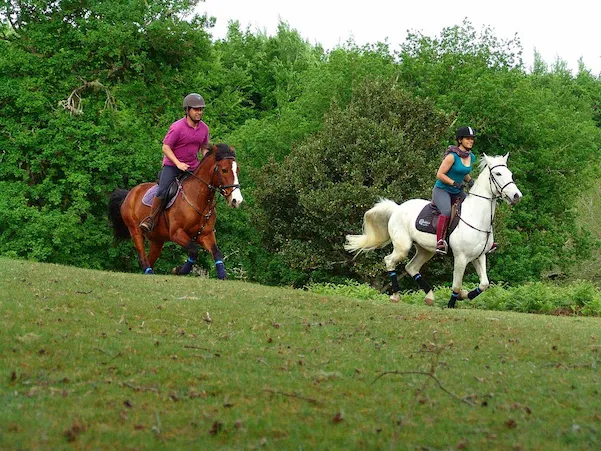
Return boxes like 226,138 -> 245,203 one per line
478,155 -> 504,172
204,143 -> 236,161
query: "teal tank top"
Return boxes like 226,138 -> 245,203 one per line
434,152 -> 476,194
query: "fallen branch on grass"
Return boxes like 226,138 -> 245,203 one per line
372,370 -> 475,406
263,388 -> 321,405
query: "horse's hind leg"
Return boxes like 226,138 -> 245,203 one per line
384,235 -> 412,303
148,240 -> 165,270
405,244 -> 436,306
129,228 -> 152,274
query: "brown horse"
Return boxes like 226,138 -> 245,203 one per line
108,144 -> 243,277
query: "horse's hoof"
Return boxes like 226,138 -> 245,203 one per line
460,290 -> 469,300
390,293 -> 400,303
424,296 -> 434,306
172,266 -> 180,275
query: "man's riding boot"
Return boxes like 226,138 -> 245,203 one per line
140,196 -> 163,233
436,215 -> 450,255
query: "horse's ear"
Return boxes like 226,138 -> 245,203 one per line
503,153 -> 509,163
212,144 -> 217,152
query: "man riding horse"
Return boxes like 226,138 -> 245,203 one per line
140,93 -> 210,232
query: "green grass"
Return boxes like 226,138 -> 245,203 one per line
1,257 -> 601,449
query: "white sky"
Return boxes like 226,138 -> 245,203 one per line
197,0 -> 601,76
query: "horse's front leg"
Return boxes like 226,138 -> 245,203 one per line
448,255 -> 469,308
198,232 -> 226,279
467,254 -> 490,300
199,233 -> 226,279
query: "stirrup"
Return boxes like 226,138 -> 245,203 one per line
436,239 -> 448,255
140,217 -> 154,233
486,242 -> 498,254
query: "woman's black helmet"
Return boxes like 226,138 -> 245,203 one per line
456,126 -> 476,140
183,93 -> 206,110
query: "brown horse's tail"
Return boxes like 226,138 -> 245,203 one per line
108,189 -> 130,240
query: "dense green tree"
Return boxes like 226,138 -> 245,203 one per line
253,78 -> 453,287
1,6 -> 600,290
0,0 -> 215,268
394,24 -> 601,282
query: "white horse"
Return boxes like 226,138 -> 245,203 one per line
344,154 -> 522,308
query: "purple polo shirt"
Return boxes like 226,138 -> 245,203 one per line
162,117 -> 210,171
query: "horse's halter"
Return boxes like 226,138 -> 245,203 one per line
187,156 -> 240,198
210,157 -> 240,198
459,162 -> 515,257
179,156 -> 240,242
468,163 -> 515,202
487,164 -> 516,201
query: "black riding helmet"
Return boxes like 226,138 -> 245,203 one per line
183,93 -> 206,110
456,126 -> 476,140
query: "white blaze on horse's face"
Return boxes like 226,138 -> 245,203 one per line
227,161 -> 244,208
486,153 -> 522,205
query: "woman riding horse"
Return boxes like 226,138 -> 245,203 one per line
345,153 -> 522,308
433,126 -> 497,255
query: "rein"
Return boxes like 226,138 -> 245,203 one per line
456,163 -> 514,257
177,157 -> 240,242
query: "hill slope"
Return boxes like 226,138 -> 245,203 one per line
1,258 -> 600,449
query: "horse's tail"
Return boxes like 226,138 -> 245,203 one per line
344,198 -> 399,254
108,189 -> 131,240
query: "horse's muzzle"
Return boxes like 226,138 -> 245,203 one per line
228,190 -> 244,208
507,190 -> 522,205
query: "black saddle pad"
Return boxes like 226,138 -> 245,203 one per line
415,203 -> 460,235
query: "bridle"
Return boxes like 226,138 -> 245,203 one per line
187,156 -> 240,197
456,163 -> 515,257
176,156 -> 240,242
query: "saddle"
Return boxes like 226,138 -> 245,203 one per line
415,200 -> 461,236
142,172 -> 191,208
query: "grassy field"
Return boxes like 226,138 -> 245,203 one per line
1,257 -> 600,450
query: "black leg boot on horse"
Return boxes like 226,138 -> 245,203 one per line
140,196 -> 164,233
435,214 -> 450,255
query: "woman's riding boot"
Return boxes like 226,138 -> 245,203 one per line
436,215 -> 450,255
487,242 -> 498,254
140,196 -> 163,233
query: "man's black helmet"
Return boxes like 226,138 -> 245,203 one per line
183,93 -> 206,110
456,126 -> 476,140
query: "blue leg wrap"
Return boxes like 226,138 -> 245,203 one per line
467,287 -> 482,300
144,267 -> 154,275
179,257 -> 195,275
448,291 -> 460,308
388,271 -> 399,293
413,273 -> 433,294
215,260 -> 226,280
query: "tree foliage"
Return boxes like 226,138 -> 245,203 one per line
1,7 -> 600,289
253,78 -> 452,287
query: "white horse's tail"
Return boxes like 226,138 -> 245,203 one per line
344,198 -> 398,254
